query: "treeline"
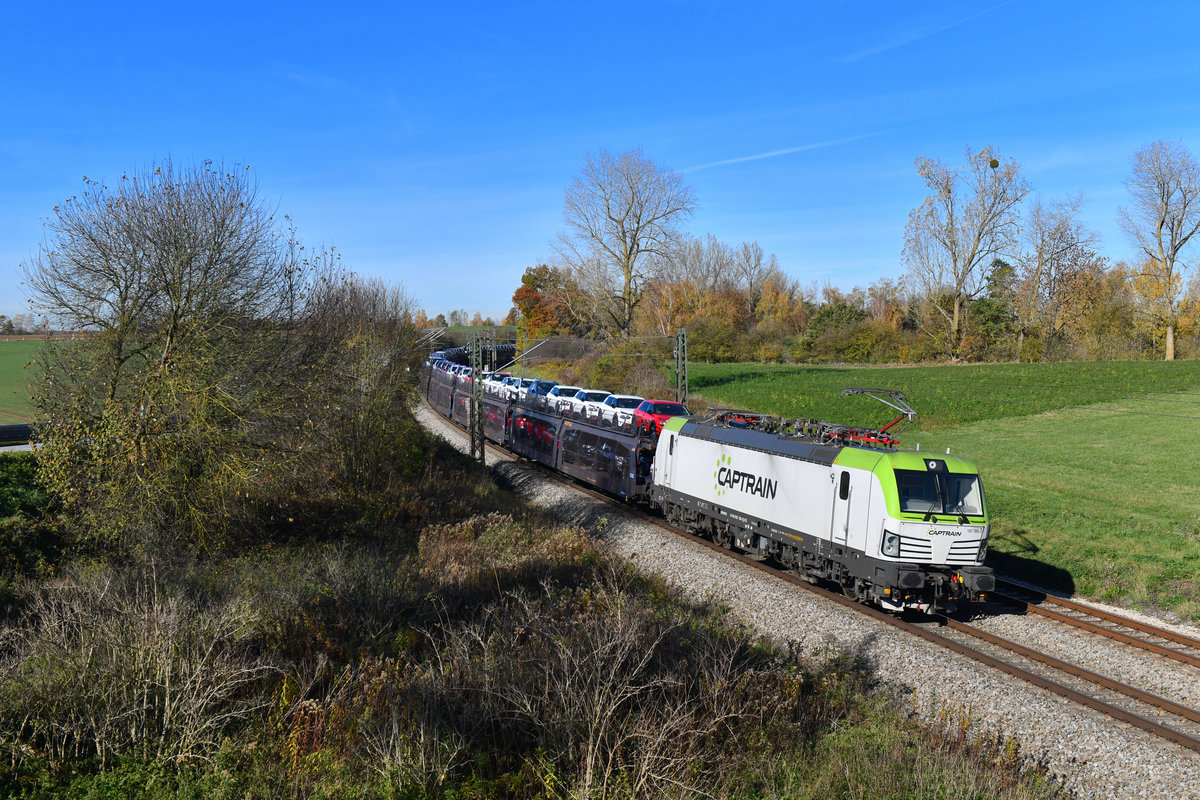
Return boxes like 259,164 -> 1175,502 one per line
414,308 -> 500,328
504,143 -> 1200,363
506,247 -> 1184,364
0,313 -> 49,336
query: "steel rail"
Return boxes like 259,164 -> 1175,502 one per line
932,613 -> 1200,720
990,588 -> 1200,670
996,578 -> 1200,655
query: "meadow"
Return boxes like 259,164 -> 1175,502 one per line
691,361 -> 1200,621
0,339 -> 38,424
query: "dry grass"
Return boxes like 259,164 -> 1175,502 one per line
0,507 -> 1063,799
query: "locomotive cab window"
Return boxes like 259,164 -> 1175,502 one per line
895,470 -> 984,516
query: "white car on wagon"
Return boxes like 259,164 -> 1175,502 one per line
563,388 -> 612,419
546,385 -> 583,413
599,393 -> 644,425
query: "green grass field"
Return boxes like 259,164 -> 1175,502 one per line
0,339 -> 39,424
691,361 -> 1200,622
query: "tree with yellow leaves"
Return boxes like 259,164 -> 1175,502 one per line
1118,140 -> 1200,361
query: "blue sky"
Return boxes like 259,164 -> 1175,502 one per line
4,1 -> 1200,322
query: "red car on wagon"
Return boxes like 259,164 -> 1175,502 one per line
632,399 -> 691,434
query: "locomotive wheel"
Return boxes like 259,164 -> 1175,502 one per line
716,527 -> 733,549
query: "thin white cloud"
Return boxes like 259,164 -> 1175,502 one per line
269,63 -> 400,110
271,64 -> 354,93
838,1 -> 1017,64
683,133 -> 880,172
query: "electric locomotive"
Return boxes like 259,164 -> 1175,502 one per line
649,391 -> 994,612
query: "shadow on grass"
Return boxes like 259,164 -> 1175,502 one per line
688,365 -> 839,389
988,528 -> 1076,596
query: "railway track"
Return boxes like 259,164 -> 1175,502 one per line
991,578 -> 1200,669
914,613 -> 1200,755
483,439 -> 1200,757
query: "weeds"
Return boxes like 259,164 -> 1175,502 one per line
0,560 -> 275,771
0,477 -> 1062,799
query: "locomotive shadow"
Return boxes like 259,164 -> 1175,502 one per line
986,528 -> 1076,598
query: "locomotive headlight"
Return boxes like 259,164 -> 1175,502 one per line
881,531 -> 901,557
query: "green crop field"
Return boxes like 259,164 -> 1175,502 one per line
0,339 -> 39,424
690,361 -> 1200,622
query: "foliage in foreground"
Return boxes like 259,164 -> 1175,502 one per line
0,504 -> 1062,800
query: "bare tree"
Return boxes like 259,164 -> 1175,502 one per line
1118,140 -> 1200,360
903,146 -> 1029,358
732,240 -> 782,314
22,159 -> 309,549
555,148 -> 696,337
1015,195 -> 1103,360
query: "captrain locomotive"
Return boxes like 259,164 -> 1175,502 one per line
422,365 -> 993,613
650,406 -> 994,612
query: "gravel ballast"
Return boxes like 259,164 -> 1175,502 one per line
416,404 -> 1200,800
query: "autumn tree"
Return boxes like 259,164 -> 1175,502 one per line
1118,140 -> 1200,360
865,279 -> 905,332
555,148 -> 696,337
23,160 -> 310,550
298,271 -> 423,501
1060,262 -> 1141,359
903,146 -> 1029,359
511,264 -> 571,337
1014,195 -> 1103,360
637,234 -> 787,337
756,272 -> 811,334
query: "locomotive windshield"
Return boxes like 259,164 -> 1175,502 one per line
895,470 -> 984,516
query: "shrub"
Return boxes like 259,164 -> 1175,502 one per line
0,561 -> 275,770
0,453 -> 48,518
687,315 -> 742,362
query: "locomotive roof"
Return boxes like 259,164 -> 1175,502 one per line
672,419 -> 843,466
668,417 -> 980,473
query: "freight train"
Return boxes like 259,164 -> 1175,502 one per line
422,364 -> 994,613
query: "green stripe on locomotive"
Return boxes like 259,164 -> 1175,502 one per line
661,416 -> 688,433
833,447 -> 989,523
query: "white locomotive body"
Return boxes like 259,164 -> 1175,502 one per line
651,415 -> 994,612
